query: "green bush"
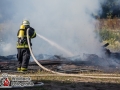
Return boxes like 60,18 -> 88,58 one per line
99,29 -> 117,41
99,29 -> 120,51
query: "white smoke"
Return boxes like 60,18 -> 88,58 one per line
0,0 -> 104,56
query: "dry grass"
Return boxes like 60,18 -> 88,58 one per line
99,18 -> 120,30
9,70 -> 120,83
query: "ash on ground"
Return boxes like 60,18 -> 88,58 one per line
0,44 -> 120,73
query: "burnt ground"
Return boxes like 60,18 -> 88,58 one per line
1,51 -> 120,90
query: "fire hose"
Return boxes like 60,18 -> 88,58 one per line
27,28 -> 120,79
27,28 -> 71,75
27,29 -> 103,77
27,29 -> 87,76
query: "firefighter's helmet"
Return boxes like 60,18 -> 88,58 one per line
22,20 -> 30,25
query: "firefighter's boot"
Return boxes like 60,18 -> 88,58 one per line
21,67 -> 27,71
17,68 -> 21,71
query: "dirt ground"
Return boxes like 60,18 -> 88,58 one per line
1,74 -> 120,90
43,81 -> 120,90
2,81 -> 120,90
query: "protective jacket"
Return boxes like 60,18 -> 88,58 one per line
17,25 -> 36,48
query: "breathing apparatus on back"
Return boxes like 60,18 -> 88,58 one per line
17,25 -> 26,45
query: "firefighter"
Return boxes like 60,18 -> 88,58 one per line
17,20 -> 36,71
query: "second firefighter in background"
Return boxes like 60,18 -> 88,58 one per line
17,20 -> 36,71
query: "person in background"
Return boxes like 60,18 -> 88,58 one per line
16,20 -> 36,71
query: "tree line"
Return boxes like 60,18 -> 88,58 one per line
100,0 -> 120,19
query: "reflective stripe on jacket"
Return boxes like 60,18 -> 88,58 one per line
16,43 -> 29,48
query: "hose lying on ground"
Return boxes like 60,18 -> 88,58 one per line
27,28 -> 69,75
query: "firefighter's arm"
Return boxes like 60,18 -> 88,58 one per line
29,28 -> 36,39
31,31 -> 36,38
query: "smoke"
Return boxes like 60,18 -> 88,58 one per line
0,0 -> 104,56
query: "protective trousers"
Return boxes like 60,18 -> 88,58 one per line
17,48 -> 30,69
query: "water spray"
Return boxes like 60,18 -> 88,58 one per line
27,29 -> 81,75
36,33 -> 74,56
27,28 -> 72,75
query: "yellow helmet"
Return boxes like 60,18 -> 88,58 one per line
20,25 -> 25,29
22,20 -> 30,25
